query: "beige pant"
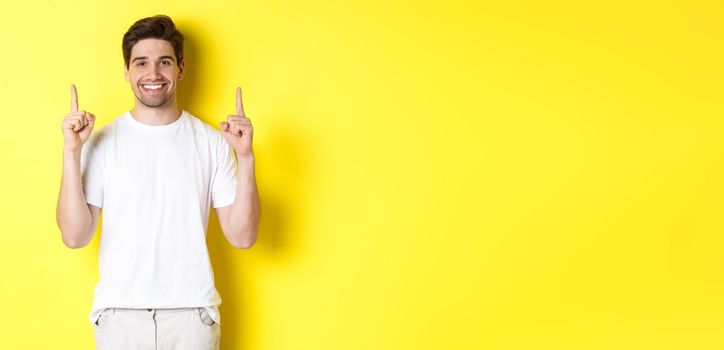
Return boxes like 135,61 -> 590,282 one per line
93,307 -> 220,350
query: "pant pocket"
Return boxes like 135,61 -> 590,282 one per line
197,308 -> 217,327
93,308 -> 115,330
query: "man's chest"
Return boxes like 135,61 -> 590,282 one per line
105,136 -> 214,199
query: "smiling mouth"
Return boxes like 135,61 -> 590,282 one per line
140,83 -> 167,94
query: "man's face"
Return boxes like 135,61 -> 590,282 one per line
124,38 -> 185,108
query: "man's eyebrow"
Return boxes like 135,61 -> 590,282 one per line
131,56 -> 175,63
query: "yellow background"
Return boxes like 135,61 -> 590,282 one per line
1,0 -> 723,349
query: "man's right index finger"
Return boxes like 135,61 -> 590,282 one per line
70,84 -> 78,113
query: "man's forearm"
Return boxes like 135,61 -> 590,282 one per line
226,153 -> 261,247
56,148 -> 92,248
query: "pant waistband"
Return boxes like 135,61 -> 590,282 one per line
112,307 -> 201,315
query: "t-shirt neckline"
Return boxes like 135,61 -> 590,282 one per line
125,110 -> 187,132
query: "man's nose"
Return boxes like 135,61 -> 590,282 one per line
148,64 -> 162,79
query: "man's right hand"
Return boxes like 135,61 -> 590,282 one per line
61,84 -> 96,152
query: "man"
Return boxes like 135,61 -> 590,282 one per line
56,15 -> 260,349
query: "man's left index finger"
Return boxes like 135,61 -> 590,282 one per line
236,87 -> 245,116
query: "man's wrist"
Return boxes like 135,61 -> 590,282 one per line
235,151 -> 255,162
236,152 -> 255,170
63,147 -> 82,156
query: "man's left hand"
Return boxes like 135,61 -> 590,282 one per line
220,87 -> 254,157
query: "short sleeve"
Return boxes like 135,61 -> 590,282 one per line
211,137 -> 238,208
81,131 -> 105,208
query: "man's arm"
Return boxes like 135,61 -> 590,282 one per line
56,84 -> 99,249
216,87 -> 260,249
215,155 -> 260,249
56,148 -> 102,248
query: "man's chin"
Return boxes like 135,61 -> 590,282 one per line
137,96 -> 170,108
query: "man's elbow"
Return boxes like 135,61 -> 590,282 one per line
61,234 -> 90,249
57,212 -> 95,249
59,226 -> 93,249
229,231 -> 257,249
231,241 -> 254,249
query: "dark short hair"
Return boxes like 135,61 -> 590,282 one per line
122,15 -> 184,68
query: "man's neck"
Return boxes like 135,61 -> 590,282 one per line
130,100 -> 182,126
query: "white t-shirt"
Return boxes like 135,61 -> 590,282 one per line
81,110 -> 237,326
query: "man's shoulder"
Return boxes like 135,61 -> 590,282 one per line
183,111 -> 224,140
86,113 -> 125,146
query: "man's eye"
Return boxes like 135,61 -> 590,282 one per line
161,61 -> 171,65
136,62 -> 145,67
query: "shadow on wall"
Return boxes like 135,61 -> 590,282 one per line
207,123 -> 314,349
176,24 -> 200,114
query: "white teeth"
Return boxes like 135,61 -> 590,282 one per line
142,84 -> 163,90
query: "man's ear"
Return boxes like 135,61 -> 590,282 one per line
124,64 -> 130,82
178,60 -> 186,81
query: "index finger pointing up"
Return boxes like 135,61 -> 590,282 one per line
236,86 -> 245,116
70,84 -> 78,113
